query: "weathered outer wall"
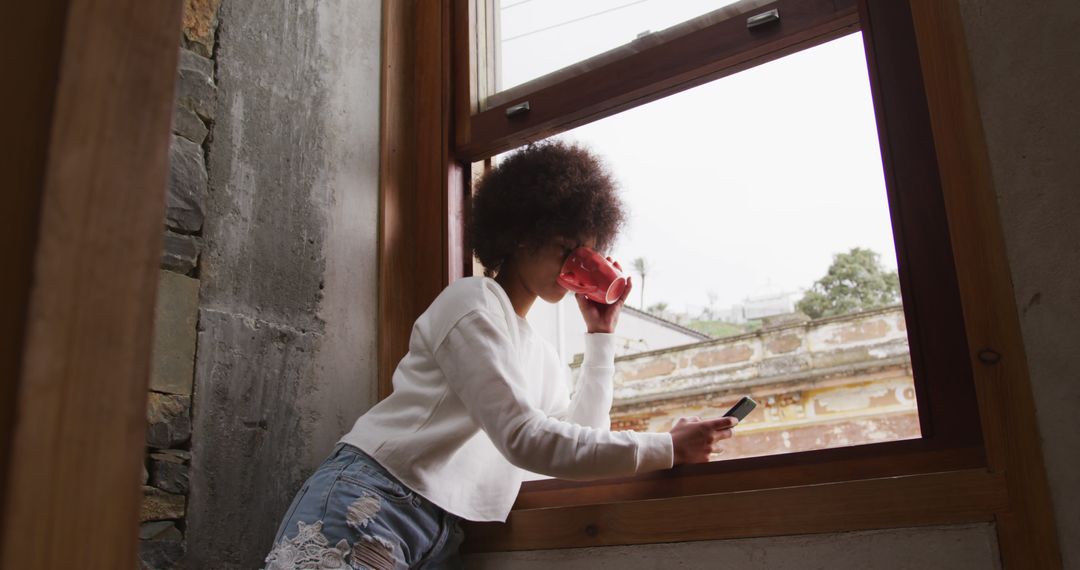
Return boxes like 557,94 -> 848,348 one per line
957,0 -> 1080,565
467,524 -> 1001,570
604,306 -> 909,403
606,307 -> 918,461
184,1 -> 382,568
464,0 -> 1079,567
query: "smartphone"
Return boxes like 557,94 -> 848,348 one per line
722,396 -> 757,422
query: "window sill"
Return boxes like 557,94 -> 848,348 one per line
510,441 -> 984,510
462,466 -> 1006,552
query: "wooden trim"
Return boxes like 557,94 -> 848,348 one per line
378,0 -> 413,399
465,469 -> 1008,552
452,0 -> 473,150
379,0 -> 460,398
0,1 -> 184,567
456,0 -> 859,161
513,444 -> 984,510
908,1 -> 1063,567
0,0 -> 68,521
415,0 -> 453,316
455,0 -> 500,152
856,0 -> 983,449
483,0 -> 500,101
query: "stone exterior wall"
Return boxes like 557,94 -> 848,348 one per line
139,1 -> 220,568
594,306 -> 919,460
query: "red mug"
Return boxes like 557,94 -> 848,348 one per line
557,247 -> 628,304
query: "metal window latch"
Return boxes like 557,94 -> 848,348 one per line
506,101 -> 531,117
747,8 -> 780,29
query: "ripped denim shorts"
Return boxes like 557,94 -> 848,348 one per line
263,443 -> 465,570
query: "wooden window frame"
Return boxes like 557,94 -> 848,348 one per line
379,0 -> 1061,566
5,1 -> 1059,568
455,0 -> 988,498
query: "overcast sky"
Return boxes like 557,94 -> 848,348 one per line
499,1 -> 898,314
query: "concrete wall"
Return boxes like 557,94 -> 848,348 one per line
958,0 -> 1080,565
463,0 -> 1080,567
183,1 -> 382,568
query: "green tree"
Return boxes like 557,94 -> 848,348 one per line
646,302 -> 668,315
796,247 -> 901,319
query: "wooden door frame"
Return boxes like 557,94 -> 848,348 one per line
1,1 -> 184,568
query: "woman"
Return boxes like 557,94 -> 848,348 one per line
263,140 -> 738,570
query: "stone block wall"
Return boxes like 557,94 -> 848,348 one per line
139,1 -> 220,568
598,306 -> 919,460
605,306 -> 909,402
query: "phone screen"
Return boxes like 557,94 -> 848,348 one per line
723,396 -> 757,421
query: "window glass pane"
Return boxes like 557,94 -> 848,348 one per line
509,33 -> 921,469
496,0 -> 746,92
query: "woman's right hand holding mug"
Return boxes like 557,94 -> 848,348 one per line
669,416 -> 739,465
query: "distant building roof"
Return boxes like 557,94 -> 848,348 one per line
622,305 -> 712,340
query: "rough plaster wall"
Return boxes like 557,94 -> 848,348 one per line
184,1 -> 381,568
957,0 -> 1080,566
465,524 -> 1001,569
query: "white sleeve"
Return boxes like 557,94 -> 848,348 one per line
433,310 -> 673,480
551,333 -> 617,430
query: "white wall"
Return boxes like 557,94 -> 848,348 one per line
528,297 -> 707,364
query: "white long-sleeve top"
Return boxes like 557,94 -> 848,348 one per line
339,275 -> 674,522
